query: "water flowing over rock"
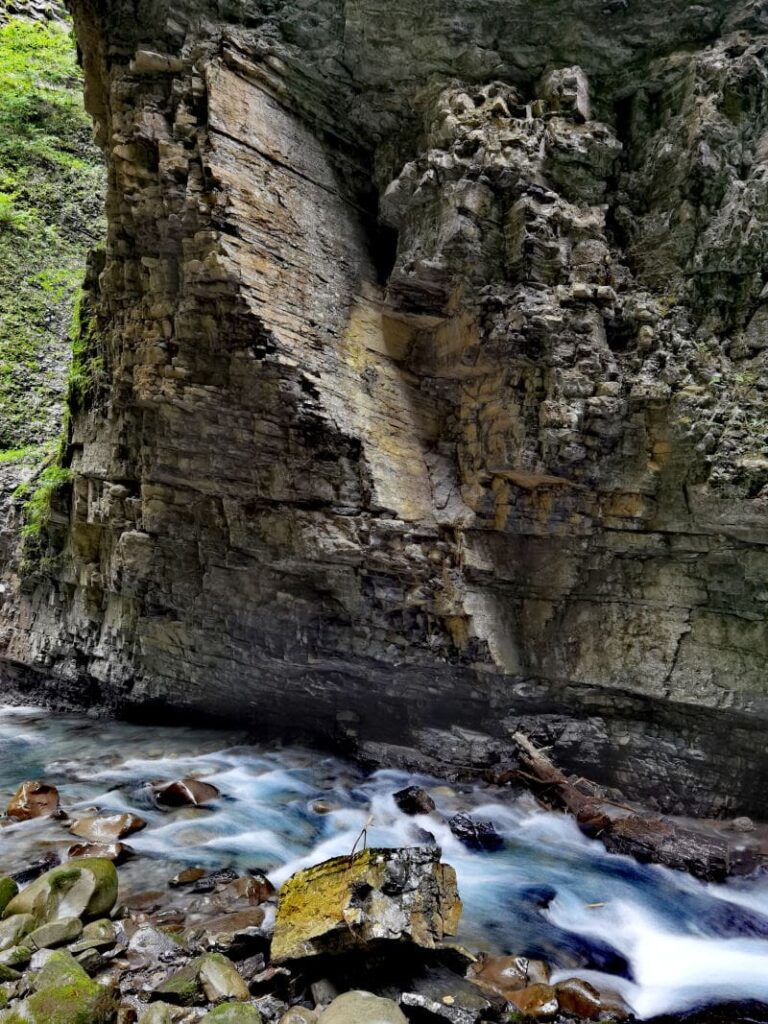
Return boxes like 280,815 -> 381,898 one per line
271,847 -> 461,962
0,0 -> 766,820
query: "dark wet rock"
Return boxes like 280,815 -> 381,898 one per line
154,779 -> 221,808
271,847 -> 461,962
5,781 -> 61,822
3,858 -> 118,924
506,982 -> 560,1019
482,762 -> 520,787
311,802 -> 335,816
193,869 -> 240,894
319,991 -> 407,1024
447,814 -> 504,853
393,787 -> 436,816
555,977 -> 602,1019
467,954 -> 550,999
27,916 -> 83,950
70,812 -> 147,843
170,868 -> 208,888
10,853 -> 59,885
398,962 -> 502,1023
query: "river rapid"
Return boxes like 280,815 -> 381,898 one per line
1,704 -> 767,1020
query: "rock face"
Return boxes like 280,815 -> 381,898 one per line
1,0 -> 767,814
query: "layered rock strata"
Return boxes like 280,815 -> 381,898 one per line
1,0 -> 768,814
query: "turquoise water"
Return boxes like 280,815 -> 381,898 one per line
1,704 -> 767,1018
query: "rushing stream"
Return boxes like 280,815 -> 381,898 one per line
1,704 -> 767,1019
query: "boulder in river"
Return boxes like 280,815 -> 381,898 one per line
5,781 -> 60,821
319,991 -> 407,1023
393,786 -> 436,815
154,778 -> 221,808
271,847 -> 461,962
3,858 -> 118,925
68,841 -> 131,863
447,813 -> 504,852
69,812 -> 147,843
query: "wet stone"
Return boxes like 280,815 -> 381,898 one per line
70,812 -> 147,843
69,841 -> 131,863
506,982 -> 559,1019
170,867 -> 207,888
393,786 -> 436,815
5,781 -> 60,822
3,858 -> 118,925
448,814 -> 504,852
154,778 -> 221,808
555,977 -> 601,1019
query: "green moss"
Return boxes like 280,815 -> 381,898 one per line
0,17 -> 104,451
18,462 -> 72,538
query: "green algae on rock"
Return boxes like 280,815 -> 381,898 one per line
271,847 -> 461,963
2,858 -> 118,925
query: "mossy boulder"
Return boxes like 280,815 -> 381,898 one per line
272,847 -> 461,962
201,1005 -> 263,1023
152,953 -> 248,1007
3,858 -> 117,925
4,949 -> 115,1023
0,881 -> 17,917
0,914 -> 32,953
318,992 -> 407,1024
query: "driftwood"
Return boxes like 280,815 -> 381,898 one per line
512,732 -> 763,882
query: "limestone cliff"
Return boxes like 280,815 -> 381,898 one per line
2,0 -> 767,815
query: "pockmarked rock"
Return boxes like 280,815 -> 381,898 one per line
5,781 -> 60,821
271,847 -> 461,962
318,991 -> 407,1024
2,858 -> 118,924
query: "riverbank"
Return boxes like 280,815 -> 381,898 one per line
0,706 -> 767,1022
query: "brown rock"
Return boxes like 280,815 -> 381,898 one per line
6,782 -> 60,821
393,787 -> 436,815
556,977 -> 601,1019
170,867 -> 207,888
468,954 -> 550,999
154,779 -> 221,808
507,983 -> 559,1019
68,842 -> 130,863
69,813 -> 147,843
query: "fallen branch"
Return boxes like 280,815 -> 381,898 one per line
511,732 -> 764,882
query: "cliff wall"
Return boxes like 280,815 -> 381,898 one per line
2,0 -> 768,815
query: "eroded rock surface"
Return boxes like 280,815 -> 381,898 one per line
1,0 -> 767,814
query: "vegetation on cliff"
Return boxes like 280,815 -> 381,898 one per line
0,15 -> 103,456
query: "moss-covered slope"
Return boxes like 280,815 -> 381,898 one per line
0,14 -> 104,458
